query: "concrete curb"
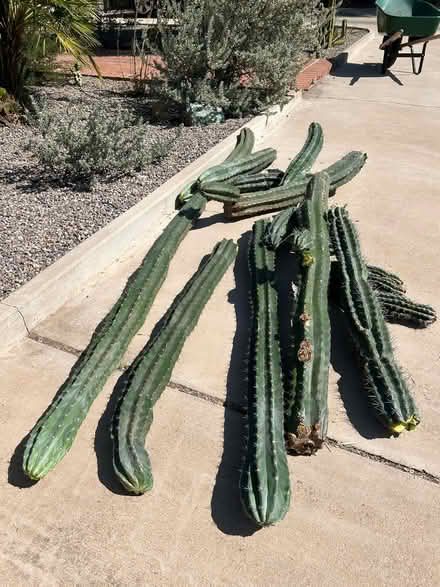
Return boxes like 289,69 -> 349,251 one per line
0,92 -> 303,353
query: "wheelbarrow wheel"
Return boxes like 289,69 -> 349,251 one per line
382,35 -> 401,74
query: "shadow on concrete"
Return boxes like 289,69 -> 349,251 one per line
338,0 -> 376,18
331,60 -> 404,86
329,306 -> 390,440
210,232 -> 260,537
94,372 -> 137,496
8,434 -> 39,489
191,211 -> 227,230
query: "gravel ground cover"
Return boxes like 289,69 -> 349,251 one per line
0,78 -> 247,300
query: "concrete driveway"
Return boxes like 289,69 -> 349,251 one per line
1,25 -> 439,586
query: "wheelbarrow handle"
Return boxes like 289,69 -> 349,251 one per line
379,29 -> 403,49
400,33 -> 440,48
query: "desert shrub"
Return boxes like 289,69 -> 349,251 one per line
0,87 -> 21,125
136,0 -> 326,119
26,97 -> 175,188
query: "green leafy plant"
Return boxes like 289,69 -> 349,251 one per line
0,0 -> 100,103
26,98 -> 175,187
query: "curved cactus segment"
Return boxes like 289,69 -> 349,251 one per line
112,239 -> 237,494
367,264 -> 406,293
328,206 -> 419,434
376,291 -> 436,328
263,205 -> 301,250
284,172 -> 331,454
240,219 -> 291,527
320,151 -> 367,191
224,180 -> 308,220
23,193 -> 207,481
199,180 -> 240,203
198,148 -> 277,185
176,126 -> 255,209
225,150 -> 367,220
230,169 -> 283,193
282,122 -> 324,185
224,127 -> 255,161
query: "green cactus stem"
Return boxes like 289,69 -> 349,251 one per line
240,219 -> 291,527
282,122 -> 324,185
112,239 -> 237,494
176,126 -> 255,209
283,172 -> 331,455
376,291 -> 436,329
327,206 -> 420,435
23,193 -> 207,481
367,264 -> 406,292
224,151 -> 367,220
330,261 -> 434,328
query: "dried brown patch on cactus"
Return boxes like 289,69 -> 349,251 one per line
286,423 -> 323,456
298,339 -> 313,361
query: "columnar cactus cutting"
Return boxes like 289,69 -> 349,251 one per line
281,122 -> 324,184
284,172 -> 332,455
375,291 -> 436,328
23,193 -> 207,481
176,126 -> 255,208
240,219 -> 291,527
330,261 -> 435,329
112,239 -> 237,494
367,264 -> 406,294
224,151 -> 367,220
327,206 -> 420,434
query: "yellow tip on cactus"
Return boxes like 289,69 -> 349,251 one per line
302,251 -> 315,266
390,415 -> 420,435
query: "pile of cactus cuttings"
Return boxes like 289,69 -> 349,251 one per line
22,124 -> 436,528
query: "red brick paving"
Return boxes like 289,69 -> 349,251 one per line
57,52 -> 331,90
295,58 -> 332,90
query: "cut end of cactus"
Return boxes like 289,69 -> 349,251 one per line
23,470 -> 43,481
117,474 -> 153,495
286,425 -> 324,456
389,415 -> 420,435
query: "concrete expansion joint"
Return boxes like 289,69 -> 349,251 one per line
28,331 -> 82,357
27,332 -> 439,486
1,301 -> 30,334
326,438 -> 440,485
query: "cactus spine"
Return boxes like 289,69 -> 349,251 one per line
23,193 -> 207,481
327,206 -> 420,435
112,239 -> 237,494
284,173 -> 331,454
240,219 -> 291,527
282,122 -> 324,184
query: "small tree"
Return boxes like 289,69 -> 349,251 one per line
0,0 -> 101,103
141,0 -> 325,118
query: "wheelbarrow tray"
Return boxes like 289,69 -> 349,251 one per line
376,0 -> 440,37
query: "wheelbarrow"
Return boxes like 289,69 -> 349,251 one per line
376,0 -> 440,74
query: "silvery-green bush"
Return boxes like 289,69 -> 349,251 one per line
141,0 -> 325,118
26,97 -> 171,187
